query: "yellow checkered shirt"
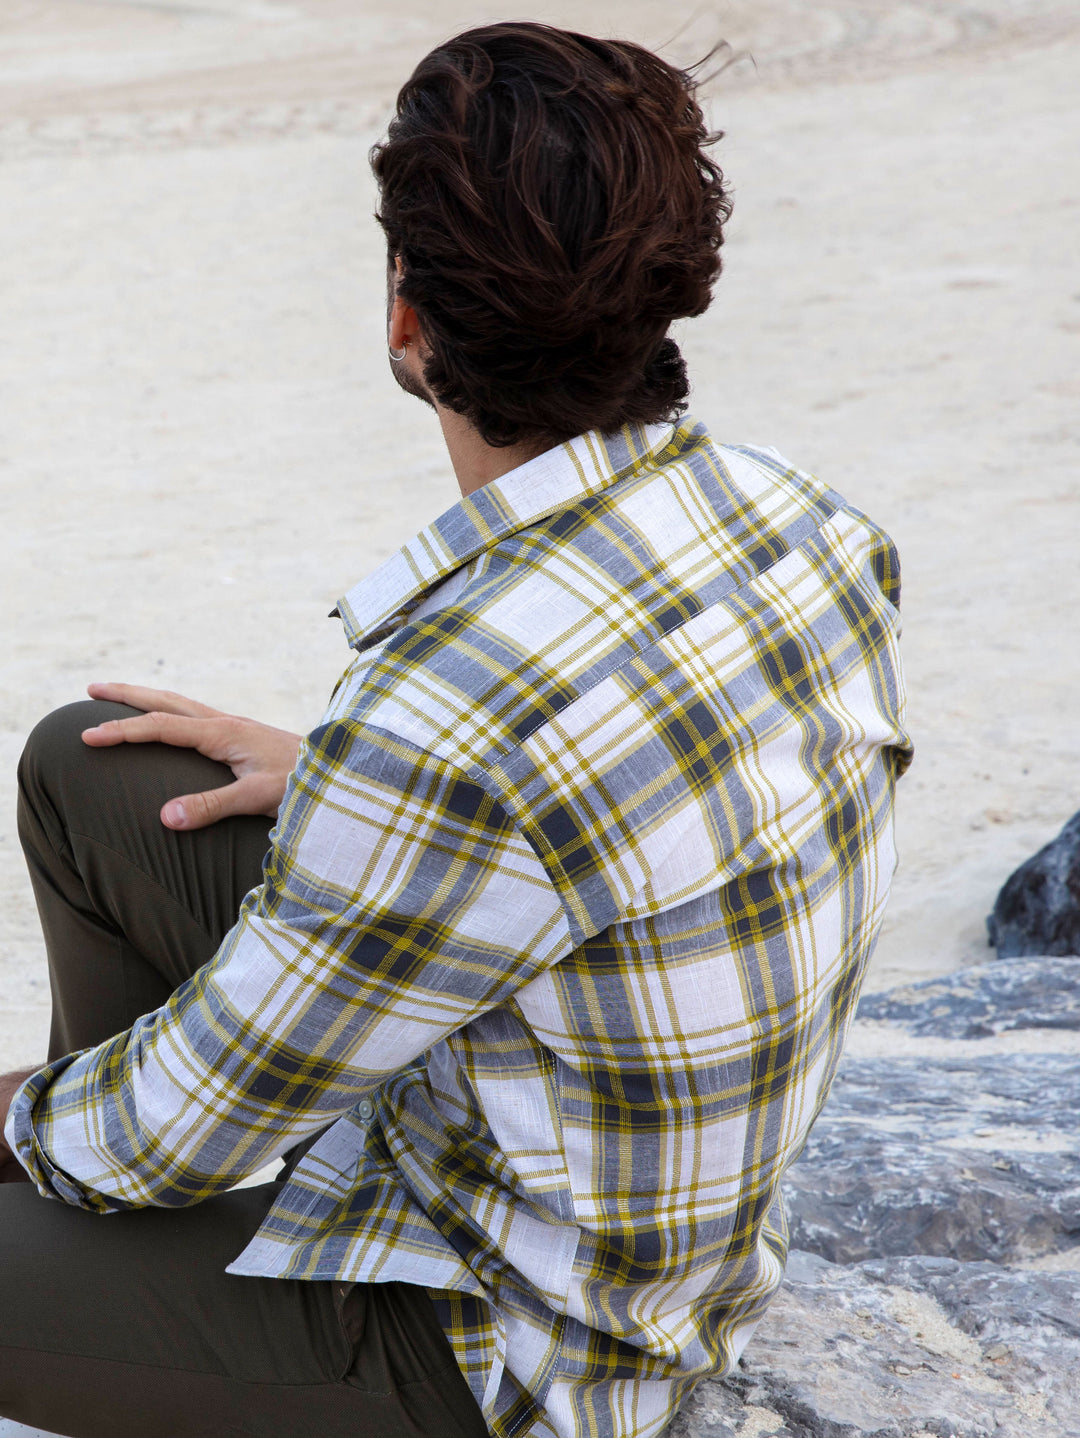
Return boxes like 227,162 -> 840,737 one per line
9,419 -> 911,1438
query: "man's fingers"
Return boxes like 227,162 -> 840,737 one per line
86,682 -> 223,719
161,775 -> 280,830
161,786 -> 228,831
82,711 -> 221,752
79,704 -> 299,826
81,707 -> 300,825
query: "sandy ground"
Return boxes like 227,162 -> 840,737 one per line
1,0 -> 1078,1081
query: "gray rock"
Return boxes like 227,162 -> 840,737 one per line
668,1252 -> 1080,1438
854,956 -> 1080,1037
666,959 -> 1080,1437
987,811 -> 1080,958
783,1053 -> 1080,1264
864,1253 -> 1080,1353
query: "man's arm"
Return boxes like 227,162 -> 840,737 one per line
2,686 -> 299,1188
7,719 -> 571,1211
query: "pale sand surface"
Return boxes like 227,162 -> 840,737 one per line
1,0 -> 1078,1080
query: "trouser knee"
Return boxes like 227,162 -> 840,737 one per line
17,701 -> 146,855
19,700 -> 141,796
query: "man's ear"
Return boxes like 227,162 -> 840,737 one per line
388,293 -> 422,354
388,254 -> 423,354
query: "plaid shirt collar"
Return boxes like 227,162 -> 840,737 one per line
335,421 -> 673,650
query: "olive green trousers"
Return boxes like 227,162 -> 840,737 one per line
1,701 -> 487,1438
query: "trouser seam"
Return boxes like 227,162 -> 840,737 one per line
344,1358 -> 470,1397
67,827 -> 224,947
17,753 -> 77,870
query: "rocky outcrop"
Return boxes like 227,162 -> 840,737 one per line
987,811 -> 1080,958
855,955 -> 1080,1037
668,1251 -> 1080,1438
668,958 -> 1080,1438
783,1052 -> 1080,1265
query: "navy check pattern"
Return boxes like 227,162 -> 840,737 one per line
9,419 -> 911,1438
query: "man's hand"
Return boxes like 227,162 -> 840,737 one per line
0,1068 -> 37,1183
82,683 -> 303,831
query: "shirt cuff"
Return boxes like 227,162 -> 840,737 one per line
4,1054 -> 126,1211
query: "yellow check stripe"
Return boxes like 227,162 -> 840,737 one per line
10,419 -> 910,1438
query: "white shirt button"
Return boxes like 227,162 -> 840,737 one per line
357,1099 -> 375,1121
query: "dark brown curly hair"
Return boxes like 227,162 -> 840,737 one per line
371,22 -> 732,448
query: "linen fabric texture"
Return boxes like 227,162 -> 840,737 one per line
7,419 -> 912,1438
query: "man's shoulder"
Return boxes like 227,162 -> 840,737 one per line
335,425 -> 897,770
418,425 -> 849,625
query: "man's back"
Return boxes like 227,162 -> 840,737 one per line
219,417 -> 910,1435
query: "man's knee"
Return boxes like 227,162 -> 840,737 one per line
19,700 -> 141,792
17,701 -> 146,843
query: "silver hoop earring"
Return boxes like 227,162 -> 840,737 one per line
388,342 -> 408,363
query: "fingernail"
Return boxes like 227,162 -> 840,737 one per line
165,802 -> 186,827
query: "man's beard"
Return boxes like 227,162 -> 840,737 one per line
389,345 -> 436,410
386,272 -> 436,410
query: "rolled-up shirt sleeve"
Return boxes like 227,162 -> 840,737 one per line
6,718 -> 571,1211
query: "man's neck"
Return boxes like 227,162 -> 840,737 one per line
437,405 -> 551,498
